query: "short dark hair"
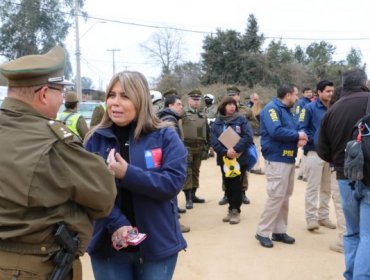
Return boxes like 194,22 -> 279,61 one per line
342,68 -> 368,90
164,95 -> 180,107
302,87 -> 311,93
277,83 -> 297,99
65,101 -> 77,109
217,96 -> 238,115
316,80 -> 334,92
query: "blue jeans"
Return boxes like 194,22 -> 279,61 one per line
91,251 -> 178,280
338,179 -> 370,280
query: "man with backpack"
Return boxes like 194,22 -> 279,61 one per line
317,68 -> 370,279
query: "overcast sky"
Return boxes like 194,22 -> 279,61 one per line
65,0 -> 370,90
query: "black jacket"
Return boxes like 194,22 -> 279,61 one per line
157,108 -> 182,138
317,89 -> 370,180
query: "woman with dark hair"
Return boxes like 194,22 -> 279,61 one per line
211,96 -> 254,224
84,71 -> 187,280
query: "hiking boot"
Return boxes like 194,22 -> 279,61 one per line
272,233 -> 295,244
319,219 -> 336,229
180,223 -> 191,233
218,195 -> 228,205
192,188 -> 205,203
329,241 -> 344,253
222,210 -> 231,222
242,192 -> 250,204
307,221 -> 320,231
229,209 -> 240,224
255,234 -> 273,248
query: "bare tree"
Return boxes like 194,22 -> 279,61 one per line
141,28 -> 186,76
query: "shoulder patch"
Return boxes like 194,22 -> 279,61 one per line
48,120 -> 74,140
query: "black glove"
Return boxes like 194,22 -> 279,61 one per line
344,140 -> 364,181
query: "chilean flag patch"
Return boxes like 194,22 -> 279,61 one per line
144,148 -> 162,168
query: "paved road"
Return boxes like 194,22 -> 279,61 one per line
81,157 -> 344,280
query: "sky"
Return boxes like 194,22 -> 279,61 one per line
65,0 -> 370,90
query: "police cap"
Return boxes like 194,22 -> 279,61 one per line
227,86 -> 240,96
65,91 -> 78,103
0,46 -> 73,87
163,88 -> 178,97
188,89 -> 202,100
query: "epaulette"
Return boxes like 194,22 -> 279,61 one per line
47,120 -> 74,140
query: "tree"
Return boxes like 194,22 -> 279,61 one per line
141,28 -> 186,76
0,0 -> 85,78
305,41 -> 336,80
241,14 -> 264,53
346,48 -> 363,68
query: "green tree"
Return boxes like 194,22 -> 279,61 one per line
346,48 -> 363,68
0,0 -> 85,79
241,14 -> 264,53
305,41 -> 336,80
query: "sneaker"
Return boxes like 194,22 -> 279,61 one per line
180,223 -> 191,233
229,209 -> 240,224
242,193 -> 250,204
307,221 -> 320,231
255,234 -> 273,248
272,233 -> 295,244
319,219 -> 336,229
218,195 -> 228,205
222,210 -> 231,222
329,241 -> 344,253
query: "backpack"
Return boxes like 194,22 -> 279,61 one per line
344,96 -> 370,186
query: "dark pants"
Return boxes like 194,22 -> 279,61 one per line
220,165 -> 247,212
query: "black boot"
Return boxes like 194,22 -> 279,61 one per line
192,188 -> 205,203
178,207 -> 187,214
184,190 -> 193,209
242,191 -> 250,204
218,194 -> 228,205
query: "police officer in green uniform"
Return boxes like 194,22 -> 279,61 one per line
57,91 -> 89,140
0,46 -> 116,280
90,102 -> 106,128
204,94 -> 217,157
219,86 -> 256,205
163,88 -> 179,98
182,89 -> 210,209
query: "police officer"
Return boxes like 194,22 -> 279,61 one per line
90,102 -> 106,128
255,83 -> 307,248
151,90 -> 163,113
218,86 -> 257,205
182,89 -> 209,209
57,91 -> 89,140
163,87 -> 179,98
0,46 -> 116,279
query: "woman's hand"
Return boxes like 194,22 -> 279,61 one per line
107,148 -> 128,179
226,148 -> 238,158
112,225 -> 134,249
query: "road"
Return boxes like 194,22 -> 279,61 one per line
81,156 -> 344,280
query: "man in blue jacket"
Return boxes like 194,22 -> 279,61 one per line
255,83 -> 308,248
298,80 -> 336,232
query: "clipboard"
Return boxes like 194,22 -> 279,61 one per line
218,126 -> 241,149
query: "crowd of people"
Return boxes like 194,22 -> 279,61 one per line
0,45 -> 369,280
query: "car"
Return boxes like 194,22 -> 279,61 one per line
58,101 -> 102,127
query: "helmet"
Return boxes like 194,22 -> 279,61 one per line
150,90 -> 162,103
204,94 -> 214,105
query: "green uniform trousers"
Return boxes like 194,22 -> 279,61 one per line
184,146 -> 203,191
0,250 -> 82,280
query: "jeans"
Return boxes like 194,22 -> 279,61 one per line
91,251 -> 178,280
338,179 -> 370,280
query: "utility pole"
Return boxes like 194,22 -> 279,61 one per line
74,0 -> 82,100
107,49 -> 120,76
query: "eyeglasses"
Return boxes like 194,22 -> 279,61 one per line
34,85 -> 63,93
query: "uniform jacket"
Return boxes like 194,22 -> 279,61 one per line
85,125 -> 188,261
317,90 -> 370,180
90,104 -> 106,128
260,97 -> 299,164
0,98 -> 116,254
294,97 -> 311,122
211,114 -> 254,167
298,99 -> 328,153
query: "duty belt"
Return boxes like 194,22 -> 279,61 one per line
0,239 -> 60,255
184,141 -> 204,148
